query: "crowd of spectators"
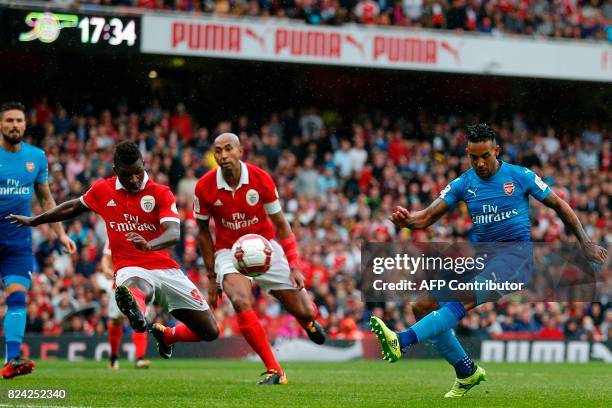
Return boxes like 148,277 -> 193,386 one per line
50,0 -> 612,41
3,96 -> 610,343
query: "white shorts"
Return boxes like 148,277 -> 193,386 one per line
115,267 -> 209,312
108,292 -> 122,320
215,239 -> 296,294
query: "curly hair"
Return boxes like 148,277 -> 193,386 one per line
113,140 -> 142,167
466,123 -> 497,144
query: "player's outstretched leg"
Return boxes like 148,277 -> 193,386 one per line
272,289 -> 326,345
151,309 -> 219,359
115,279 -> 152,333
372,301 -> 469,362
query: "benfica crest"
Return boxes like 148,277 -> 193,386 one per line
504,182 -> 515,195
25,162 -> 35,172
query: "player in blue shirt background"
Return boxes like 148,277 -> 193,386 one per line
370,124 -> 607,398
0,102 -> 76,379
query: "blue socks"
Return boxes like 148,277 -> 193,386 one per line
4,291 -> 27,361
397,302 -> 475,378
397,328 -> 417,350
428,327 -> 476,378
397,302 -> 467,350
453,355 -> 476,378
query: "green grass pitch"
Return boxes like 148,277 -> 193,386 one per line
0,360 -> 609,407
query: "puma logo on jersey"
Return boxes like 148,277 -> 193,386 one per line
214,199 -> 223,206
467,188 -> 477,198
107,199 -> 117,207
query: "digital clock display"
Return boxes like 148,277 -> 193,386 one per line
76,16 -> 137,46
1,8 -> 140,52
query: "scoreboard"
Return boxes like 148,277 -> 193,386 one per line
0,7 -> 140,53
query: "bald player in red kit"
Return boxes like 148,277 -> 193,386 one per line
10,141 -> 219,359
191,133 -> 325,385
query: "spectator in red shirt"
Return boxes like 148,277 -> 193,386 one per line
537,315 -> 564,340
170,103 -> 193,143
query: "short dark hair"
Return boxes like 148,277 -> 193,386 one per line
466,123 -> 497,144
113,140 -> 142,167
0,102 -> 26,115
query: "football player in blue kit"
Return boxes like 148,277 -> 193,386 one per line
370,124 -> 607,397
0,102 -> 76,378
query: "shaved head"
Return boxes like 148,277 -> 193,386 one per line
214,132 -> 243,185
214,132 -> 240,148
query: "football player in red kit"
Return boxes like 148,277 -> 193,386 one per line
10,141 -> 219,358
188,133 -> 324,385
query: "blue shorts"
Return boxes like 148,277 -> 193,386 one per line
430,243 -> 534,306
471,243 -> 534,305
0,243 -> 33,289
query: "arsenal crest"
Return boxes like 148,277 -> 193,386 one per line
504,182 -> 515,195
25,162 -> 35,172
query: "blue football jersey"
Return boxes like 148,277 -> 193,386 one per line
440,161 -> 551,242
0,142 -> 48,245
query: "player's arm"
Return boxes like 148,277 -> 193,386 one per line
9,197 -> 89,227
269,211 -> 306,290
541,192 -> 607,263
196,218 -> 221,307
35,182 -> 78,253
196,219 -> 215,278
101,242 -> 114,279
126,221 -> 180,252
389,198 -> 450,230
101,252 -> 114,279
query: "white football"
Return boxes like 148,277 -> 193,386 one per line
231,234 -> 273,278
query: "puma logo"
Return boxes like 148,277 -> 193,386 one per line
245,28 -> 268,52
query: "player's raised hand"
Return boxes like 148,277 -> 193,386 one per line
290,268 -> 306,290
389,206 -> 413,229
6,214 -> 33,227
207,276 -> 222,309
59,234 -> 77,254
581,241 -> 608,264
126,232 -> 152,252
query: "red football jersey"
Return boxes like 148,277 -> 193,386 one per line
193,161 -> 281,251
80,173 -> 181,271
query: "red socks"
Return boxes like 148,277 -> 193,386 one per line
109,318 -> 148,359
108,321 -> 123,356
128,287 -> 147,314
237,309 -> 282,373
132,331 -> 148,359
298,302 -> 319,329
163,323 -> 202,345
